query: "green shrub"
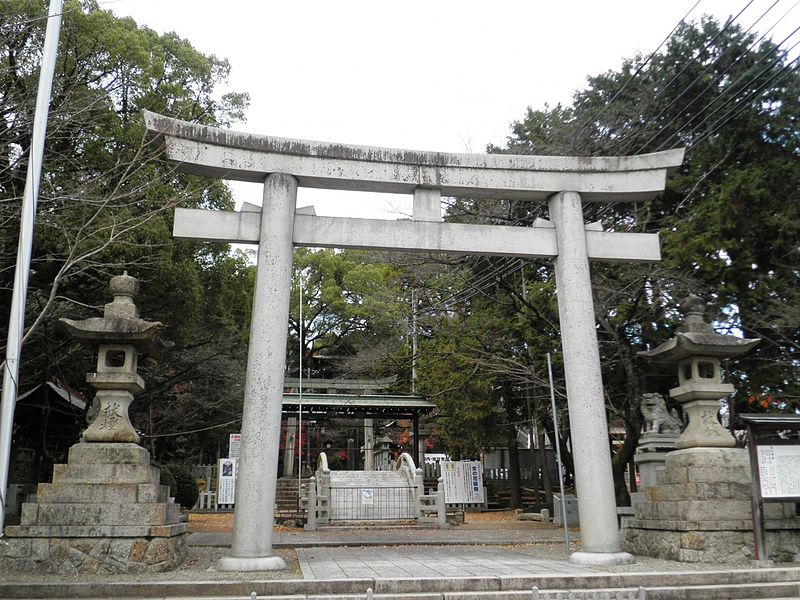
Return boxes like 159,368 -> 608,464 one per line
160,464 -> 199,509
159,465 -> 177,497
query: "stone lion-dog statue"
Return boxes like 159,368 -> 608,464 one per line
640,392 -> 683,433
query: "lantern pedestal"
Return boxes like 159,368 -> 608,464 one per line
1,443 -> 187,573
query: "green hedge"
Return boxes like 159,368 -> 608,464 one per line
160,464 -> 199,509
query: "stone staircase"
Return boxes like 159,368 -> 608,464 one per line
274,477 -> 307,521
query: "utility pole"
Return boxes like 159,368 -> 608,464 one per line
0,0 -> 63,536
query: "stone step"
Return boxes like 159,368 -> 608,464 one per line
0,570 -> 798,599
4,521 -> 188,539
36,482 -> 169,504
20,502 -> 181,527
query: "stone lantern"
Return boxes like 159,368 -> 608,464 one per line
60,271 -> 162,443
0,273 -> 187,574
639,295 -> 760,449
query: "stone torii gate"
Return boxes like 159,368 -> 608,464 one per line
144,111 -> 683,570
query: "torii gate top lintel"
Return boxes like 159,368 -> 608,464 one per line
143,110 -> 684,202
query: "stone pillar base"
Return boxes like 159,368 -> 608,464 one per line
569,551 -> 636,565
0,534 -> 186,574
217,555 -> 287,571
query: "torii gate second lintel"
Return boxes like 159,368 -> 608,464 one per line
144,111 -> 684,570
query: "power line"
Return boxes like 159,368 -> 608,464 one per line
572,0 -> 704,147
617,0 -> 787,155
659,30 -> 800,151
649,24 -> 800,151
140,417 -> 242,439
683,50 -> 799,149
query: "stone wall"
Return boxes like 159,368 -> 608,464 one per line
328,470 -> 416,521
0,535 -> 185,574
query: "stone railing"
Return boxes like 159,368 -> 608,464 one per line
304,451 -> 447,529
304,452 -> 331,531
394,452 -> 421,494
394,453 -> 446,528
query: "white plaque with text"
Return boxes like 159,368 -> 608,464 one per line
441,461 -> 484,504
228,433 -> 241,459
757,445 -> 800,499
217,457 -> 238,505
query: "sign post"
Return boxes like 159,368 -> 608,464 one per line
739,414 -> 800,562
228,433 -> 242,459
217,457 -> 238,506
441,461 -> 484,505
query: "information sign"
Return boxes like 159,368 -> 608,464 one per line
217,457 -> 237,505
228,433 -> 242,459
441,460 -> 484,504
757,445 -> 800,499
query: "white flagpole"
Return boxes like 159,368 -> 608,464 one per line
548,352 -> 570,551
298,283 -> 303,488
0,0 -> 64,535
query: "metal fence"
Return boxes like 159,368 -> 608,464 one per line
329,486 -> 416,521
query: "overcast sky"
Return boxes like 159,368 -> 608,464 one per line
108,0 -> 797,219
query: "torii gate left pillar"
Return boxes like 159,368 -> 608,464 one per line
144,111 -> 683,569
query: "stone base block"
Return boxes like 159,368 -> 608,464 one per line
623,526 -> 800,563
0,533 -> 187,574
569,551 -> 636,566
68,442 -> 150,465
2,442 -> 188,573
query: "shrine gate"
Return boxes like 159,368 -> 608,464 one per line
145,110 -> 683,569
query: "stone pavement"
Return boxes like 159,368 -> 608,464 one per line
295,544 -> 591,580
190,519 -> 588,580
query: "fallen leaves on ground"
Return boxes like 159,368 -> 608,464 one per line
189,509 -> 519,532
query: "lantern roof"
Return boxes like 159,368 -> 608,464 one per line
59,272 -> 163,351
639,295 -> 760,363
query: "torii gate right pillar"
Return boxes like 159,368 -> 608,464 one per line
550,191 -> 632,563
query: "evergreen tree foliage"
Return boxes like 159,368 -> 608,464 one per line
1,0 -> 252,464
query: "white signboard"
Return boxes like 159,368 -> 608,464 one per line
218,457 -> 237,505
442,460 -> 484,504
757,445 -> 800,499
361,489 -> 374,506
228,433 -> 242,459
